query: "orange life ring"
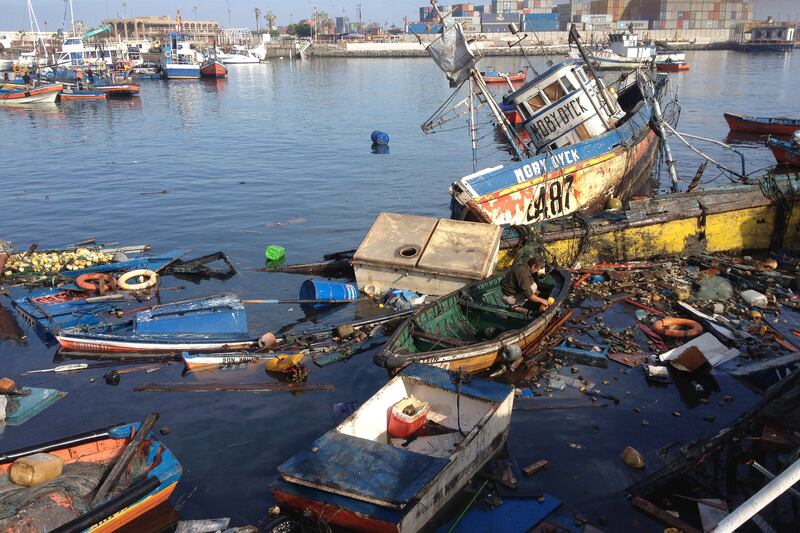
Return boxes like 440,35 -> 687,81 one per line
652,317 -> 703,339
76,273 -> 118,294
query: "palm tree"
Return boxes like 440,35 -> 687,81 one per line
255,7 -> 261,32
266,10 -> 276,33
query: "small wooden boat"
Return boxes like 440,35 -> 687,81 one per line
724,112 -> 800,136
95,83 -> 140,97
0,420 -> 182,532
0,83 -> 62,106
59,85 -> 107,101
374,268 -> 570,373
766,137 -> 800,167
480,68 -> 527,84
55,296 -> 259,354
182,351 -> 271,370
657,61 -> 689,72
200,60 -> 227,78
272,364 -> 514,533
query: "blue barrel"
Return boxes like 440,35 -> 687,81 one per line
300,279 -> 358,305
371,130 -> 390,145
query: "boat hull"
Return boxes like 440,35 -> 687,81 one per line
200,61 -> 228,78
162,66 -> 200,79
0,84 -> 62,105
657,62 -> 689,72
724,112 -> 800,136
97,84 -> 140,97
59,90 -> 107,101
55,334 -> 258,354
482,70 -> 526,83
767,138 -> 800,167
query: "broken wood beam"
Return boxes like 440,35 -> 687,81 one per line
631,496 -> 702,533
134,382 -> 334,393
522,460 -> 549,477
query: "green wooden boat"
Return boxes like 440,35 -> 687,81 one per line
374,268 -> 570,373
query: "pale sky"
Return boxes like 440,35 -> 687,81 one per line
0,0 -> 797,31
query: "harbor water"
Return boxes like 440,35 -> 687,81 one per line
0,50 -> 798,529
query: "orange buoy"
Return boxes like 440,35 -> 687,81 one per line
652,317 -> 703,339
75,273 -> 117,294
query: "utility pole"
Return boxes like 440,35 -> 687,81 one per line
226,0 -> 231,27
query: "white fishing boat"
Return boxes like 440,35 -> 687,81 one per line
272,364 -> 514,532
54,36 -> 128,68
577,31 -> 657,70
0,59 -> 13,71
160,33 -> 200,79
220,45 -> 260,64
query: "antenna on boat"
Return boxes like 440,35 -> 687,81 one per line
507,22 -> 548,72
568,25 -> 618,120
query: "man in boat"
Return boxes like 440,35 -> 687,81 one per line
793,130 -> 800,147
501,256 -> 552,313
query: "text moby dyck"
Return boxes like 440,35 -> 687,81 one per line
513,149 -> 581,183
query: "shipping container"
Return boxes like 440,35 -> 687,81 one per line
407,23 -> 442,34
523,13 -> 559,32
481,12 -> 522,23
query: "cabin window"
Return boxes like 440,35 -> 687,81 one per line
543,81 -> 566,102
561,76 -> 577,92
527,92 -> 547,111
575,123 -> 592,141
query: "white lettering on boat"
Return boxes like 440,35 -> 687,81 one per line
513,149 -> 580,183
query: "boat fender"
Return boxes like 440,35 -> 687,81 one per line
371,130 -> 390,145
652,317 -> 702,339
76,273 -> 118,293
117,269 -> 158,291
502,344 -> 522,362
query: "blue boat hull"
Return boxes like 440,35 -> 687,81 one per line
163,67 -> 200,79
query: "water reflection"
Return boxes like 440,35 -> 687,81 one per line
371,142 -> 390,154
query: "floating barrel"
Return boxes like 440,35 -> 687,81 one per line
371,130 -> 390,145
299,279 -> 358,304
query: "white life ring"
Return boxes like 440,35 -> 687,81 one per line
165,51 -> 172,58
117,269 -> 158,291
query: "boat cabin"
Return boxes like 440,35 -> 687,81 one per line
163,33 -> 197,66
56,37 -> 125,67
608,32 -> 656,59
505,60 -> 623,152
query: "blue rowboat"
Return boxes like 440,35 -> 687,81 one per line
0,420 -> 182,531
766,136 -> 800,168
272,364 -> 514,533
55,295 -> 258,354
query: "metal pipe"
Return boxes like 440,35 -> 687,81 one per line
651,97 -> 680,192
468,75 -> 478,172
471,68 -> 528,160
713,458 -> 800,533
665,126 -> 747,178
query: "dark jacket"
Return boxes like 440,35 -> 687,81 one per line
501,263 -> 534,298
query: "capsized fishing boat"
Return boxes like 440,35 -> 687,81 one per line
55,295 -> 258,354
724,112 -> 800,136
0,83 -> 62,106
0,419 -> 182,531
481,67 -> 527,84
446,26 -> 666,225
766,136 -> 800,167
272,364 -> 514,533
374,268 -> 570,373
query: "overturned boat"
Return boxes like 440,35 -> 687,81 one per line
374,268 -> 570,373
272,364 -> 514,532
423,21 -> 667,226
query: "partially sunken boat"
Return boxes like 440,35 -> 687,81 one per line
272,364 -> 514,533
429,24 -> 666,226
374,268 -> 570,373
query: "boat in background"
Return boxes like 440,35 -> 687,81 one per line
579,31 -> 656,70
738,22 -> 796,52
481,68 -> 527,84
657,60 -> 689,72
160,33 -> 200,79
725,112 -> 800,136
94,81 -> 140,97
0,83 -> 63,105
272,364 -> 514,533
200,47 -> 228,78
766,136 -> 800,167
220,45 -> 260,65
375,268 -> 570,373
55,295 -> 258,354
0,419 -> 182,532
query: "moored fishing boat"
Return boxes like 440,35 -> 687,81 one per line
481,68 -> 527,84
766,136 -> 800,167
724,112 -> 800,136
0,84 -> 62,106
374,268 -> 570,373
55,296 -> 259,354
200,60 -> 227,78
0,419 -> 182,532
160,32 -> 200,80
58,85 -> 107,101
272,364 -> 514,533
656,60 -> 689,72
95,82 -> 140,97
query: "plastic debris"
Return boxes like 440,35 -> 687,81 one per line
695,276 -> 733,301
620,446 -> 645,469
741,289 -> 768,307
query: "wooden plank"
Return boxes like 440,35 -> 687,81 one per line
522,459 -> 549,477
134,382 -> 334,393
631,496 -> 702,533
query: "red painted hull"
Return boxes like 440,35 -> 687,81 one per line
724,113 -> 800,136
482,71 -> 527,83
657,62 -> 689,72
770,145 -> 800,167
503,109 -> 523,126
272,488 -> 399,533
201,62 -> 228,78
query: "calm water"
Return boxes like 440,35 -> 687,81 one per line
0,50 -> 798,530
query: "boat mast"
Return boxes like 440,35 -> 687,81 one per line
468,75 -> 478,171
68,0 -> 76,36
26,0 -> 47,58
